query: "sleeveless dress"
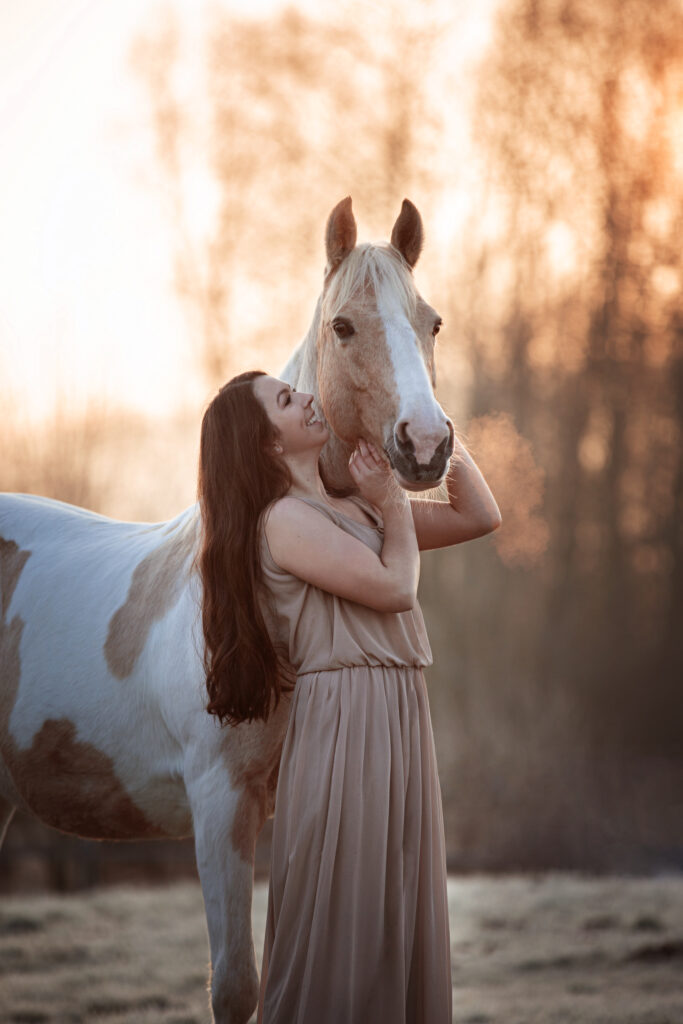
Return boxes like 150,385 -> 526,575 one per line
256,494 -> 452,1024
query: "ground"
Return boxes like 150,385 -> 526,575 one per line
0,874 -> 681,1023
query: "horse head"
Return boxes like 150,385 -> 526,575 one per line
315,197 -> 454,493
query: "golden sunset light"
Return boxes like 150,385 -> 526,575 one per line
0,0 -> 498,424
1,3 -> 682,1022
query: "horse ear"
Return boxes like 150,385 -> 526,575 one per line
325,196 -> 357,271
390,198 -> 423,269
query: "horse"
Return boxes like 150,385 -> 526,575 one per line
0,196 -> 452,1024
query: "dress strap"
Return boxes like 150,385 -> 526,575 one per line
346,494 -> 384,530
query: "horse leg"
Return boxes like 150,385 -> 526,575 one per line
190,779 -> 261,1024
0,795 -> 15,848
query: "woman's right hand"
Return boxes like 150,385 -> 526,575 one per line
348,439 -> 404,510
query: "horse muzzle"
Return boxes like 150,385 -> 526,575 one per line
385,421 -> 454,490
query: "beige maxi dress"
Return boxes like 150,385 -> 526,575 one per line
256,494 -> 452,1024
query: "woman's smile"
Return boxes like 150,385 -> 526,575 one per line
305,409 -> 322,427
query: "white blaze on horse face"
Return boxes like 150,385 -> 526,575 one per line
379,297 -> 449,466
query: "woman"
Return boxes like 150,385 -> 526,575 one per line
198,370 -> 501,1024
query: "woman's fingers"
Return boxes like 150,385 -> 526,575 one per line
367,441 -> 384,465
349,449 -> 366,474
358,438 -> 383,465
356,439 -> 385,465
350,441 -> 370,468
356,439 -> 369,466
350,448 -> 370,471
349,440 -> 388,487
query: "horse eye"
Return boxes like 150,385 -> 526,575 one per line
332,318 -> 354,340
432,320 -> 442,338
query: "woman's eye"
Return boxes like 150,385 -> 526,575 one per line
432,320 -> 442,337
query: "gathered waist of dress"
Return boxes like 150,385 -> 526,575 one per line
296,660 -> 430,679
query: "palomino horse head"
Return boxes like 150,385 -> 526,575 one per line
316,196 -> 454,492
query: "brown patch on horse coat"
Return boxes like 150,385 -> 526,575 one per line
4,718 -> 166,839
231,759 -> 281,863
0,536 -> 167,839
131,774 -> 193,838
105,515 -> 198,679
226,698 -> 291,863
0,538 -> 31,621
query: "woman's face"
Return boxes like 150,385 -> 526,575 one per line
253,375 -> 329,456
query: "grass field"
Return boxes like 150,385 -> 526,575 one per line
0,874 -> 682,1023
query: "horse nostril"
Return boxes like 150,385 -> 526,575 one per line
433,422 -> 455,461
396,420 -> 410,446
394,421 -> 415,458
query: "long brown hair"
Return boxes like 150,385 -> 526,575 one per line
198,370 -> 294,725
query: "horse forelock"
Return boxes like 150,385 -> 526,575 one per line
321,243 -> 417,321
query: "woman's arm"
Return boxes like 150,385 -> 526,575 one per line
264,444 -> 419,613
411,435 -> 502,551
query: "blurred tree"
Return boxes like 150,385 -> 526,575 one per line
0,389 -> 111,512
453,0 -> 683,864
131,2 -> 445,386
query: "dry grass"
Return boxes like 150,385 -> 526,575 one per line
0,874 -> 681,1023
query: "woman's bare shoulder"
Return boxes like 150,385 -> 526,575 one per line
264,495 -> 334,534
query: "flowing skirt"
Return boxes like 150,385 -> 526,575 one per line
257,664 -> 452,1024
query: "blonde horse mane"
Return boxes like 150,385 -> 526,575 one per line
322,243 -> 418,320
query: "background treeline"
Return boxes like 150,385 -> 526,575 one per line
1,0 -> 681,890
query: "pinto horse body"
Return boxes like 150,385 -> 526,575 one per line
0,198 -> 452,1024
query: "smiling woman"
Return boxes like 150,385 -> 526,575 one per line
194,227 -> 500,1020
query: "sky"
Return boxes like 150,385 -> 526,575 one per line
0,0 -> 206,418
0,0 -> 499,421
